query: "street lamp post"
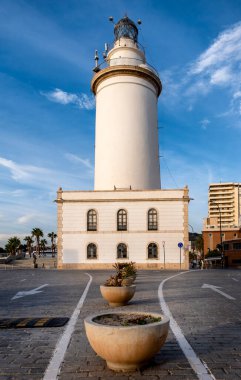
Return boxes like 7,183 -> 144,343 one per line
188,223 -> 194,254
210,201 -> 223,268
162,241 -> 166,269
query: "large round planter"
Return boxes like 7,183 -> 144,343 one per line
100,285 -> 135,307
84,311 -> 169,372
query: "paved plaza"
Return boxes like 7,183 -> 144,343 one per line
0,268 -> 241,380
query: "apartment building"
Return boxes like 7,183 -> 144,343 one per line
206,182 -> 241,229
203,182 -> 241,255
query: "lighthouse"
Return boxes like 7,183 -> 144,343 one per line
57,16 -> 190,270
93,16 -> 162,190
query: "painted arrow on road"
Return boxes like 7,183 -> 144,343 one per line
202,283 -> 235,300
11,284 -> 49,300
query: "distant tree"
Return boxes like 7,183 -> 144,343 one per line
0,247 -> 6,254
194,235 -> 204,257
206,249 -> 221,258
48,232 -> 57,257
5,236 -> 21,256
189,251 -> 196,262
24,236 -> 34,258
31,228 -> 44,257
40,239 -> 47,256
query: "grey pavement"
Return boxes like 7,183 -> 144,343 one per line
0,269 -> 241,379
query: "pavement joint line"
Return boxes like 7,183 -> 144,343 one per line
158,270 -> 216,380
42,273 -> 93,380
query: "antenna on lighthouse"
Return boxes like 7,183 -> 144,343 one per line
103,43 -> 109,59
94,50 -> 99,66
93,50 -> 100,73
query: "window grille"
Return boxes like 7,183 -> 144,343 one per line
148,208 -> 158,230
117,209 -> 127,231
87,243 -> 97,259
87,210 -> 97,231
148,243 -> 158,259
117,243 -> 128,259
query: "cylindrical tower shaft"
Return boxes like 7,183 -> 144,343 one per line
92,16 -> 162,191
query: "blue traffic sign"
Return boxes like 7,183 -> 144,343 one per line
178,242 -> 183,248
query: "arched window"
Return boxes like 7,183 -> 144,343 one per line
148,243 -> 158,259
87,209 -> 97,231
87,243 -> 97,259
148,208 -> 158,230
117,243 -> 128,259
117,209 -> 127,231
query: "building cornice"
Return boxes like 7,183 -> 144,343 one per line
91,65 -> 162,97
62,229 -> 184,234
55,197 -> 191,203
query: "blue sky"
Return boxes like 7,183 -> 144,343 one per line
1,0 -> 241,246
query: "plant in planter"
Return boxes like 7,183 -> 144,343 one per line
100,273 -> 136,307
84,311 -> 169,372
113,261 -> 137,286
100,262 -> 138,306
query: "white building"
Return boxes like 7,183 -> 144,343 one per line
57,16 -> 190,270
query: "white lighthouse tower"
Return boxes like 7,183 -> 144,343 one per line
93,16 -> 162,190
57,16 -> 190,271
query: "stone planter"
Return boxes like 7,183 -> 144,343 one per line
100,285 -> 136,307
84,311 -> 169,372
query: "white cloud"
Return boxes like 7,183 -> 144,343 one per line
46,88 -> 77,104
0,156 -> 49,181
184,79 -> 210,97
210,67 -> 232,85
42,88 -> 95,110
65,153 -> 94,170
17,214 -> 35,225
233,91 -> 241,99
190,22 -> 241,75
180,22 -> 241,116
200,118 -> 210,130
12,189 -> 26,197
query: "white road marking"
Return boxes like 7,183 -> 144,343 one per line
11,284 -> 48,300
202,283 -> 235,300
20,279 -> 26,282
158,271 -> 216,380
231,278 -> 239,282
43,273 -> 93,380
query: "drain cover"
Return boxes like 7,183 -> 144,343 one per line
0,317 -> 69,328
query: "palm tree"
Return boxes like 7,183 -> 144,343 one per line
31,228 -> 44,257
5,236 -> 21,256
24,236 -> 34,258
48,232 -> 57,257
40,239 -> 47,256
